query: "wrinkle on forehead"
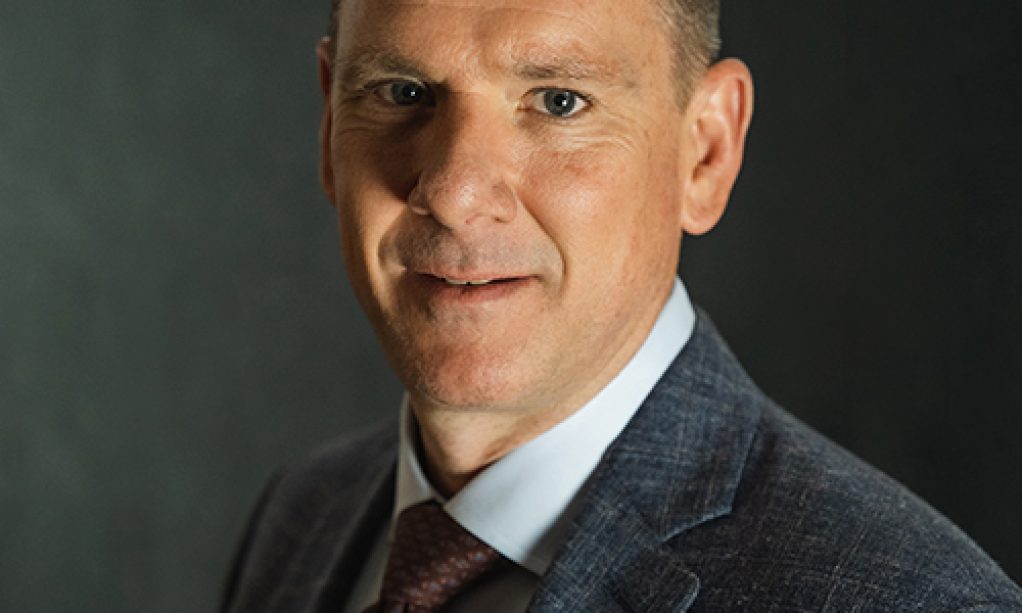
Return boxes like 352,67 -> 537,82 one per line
374,0 -> 590,20
338,0 -> 606,42
336,0 -> 648,89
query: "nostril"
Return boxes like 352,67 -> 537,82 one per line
406,180 -> 432,216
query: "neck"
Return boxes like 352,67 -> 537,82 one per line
409,306 -> 667,497
412,399 -> 580,497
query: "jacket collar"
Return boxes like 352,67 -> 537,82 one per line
530,311 -> 764,612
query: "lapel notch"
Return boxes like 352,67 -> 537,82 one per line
530,313 -> 763,611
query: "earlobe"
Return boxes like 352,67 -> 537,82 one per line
317,37 -> 337,205
681,59 -> 754,235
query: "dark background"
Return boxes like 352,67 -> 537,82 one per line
1,1 -> 1019,611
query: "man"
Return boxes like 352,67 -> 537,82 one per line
222,0 -> 1022,611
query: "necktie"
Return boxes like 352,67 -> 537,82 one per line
366,501 -> 501,612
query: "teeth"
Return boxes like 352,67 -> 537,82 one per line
442,277 -> 493,286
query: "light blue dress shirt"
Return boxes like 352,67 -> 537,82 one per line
345,278 -> 696,612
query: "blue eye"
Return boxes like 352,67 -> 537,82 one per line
531,89 -> 589,118
374,80 -> 429,106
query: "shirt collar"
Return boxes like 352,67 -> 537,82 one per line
393,277 -> 696,576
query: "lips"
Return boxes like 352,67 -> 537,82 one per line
434,275 -> 523,286
438,276 -> 496,286
417,269 -> 530,285
404,271 -> 536,306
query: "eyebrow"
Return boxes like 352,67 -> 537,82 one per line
511,55 -> 622,83
337,48 -> 431,89
506,33 -> 639,88
337,45 -> 635,90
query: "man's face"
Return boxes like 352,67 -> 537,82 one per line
323,0 -> 695,416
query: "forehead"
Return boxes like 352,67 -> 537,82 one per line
335,0 -> 669,81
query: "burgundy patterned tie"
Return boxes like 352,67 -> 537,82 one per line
365,501 -> 501,612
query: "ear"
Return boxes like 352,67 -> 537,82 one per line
680,59 -> 754,235
317,37 -> 337,205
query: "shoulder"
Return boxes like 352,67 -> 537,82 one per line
268,417 -> 399,511
616,310 -> 1022,610
671,357 -> 1021,610
246,416 -> 398,543
221,418 -> 398,612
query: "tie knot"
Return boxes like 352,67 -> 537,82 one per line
375,501 -> 500,611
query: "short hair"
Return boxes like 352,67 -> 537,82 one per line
656,0 -> 722,100
325,0 -> 720,103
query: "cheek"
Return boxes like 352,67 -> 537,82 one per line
333,124 -> 418,206
521,136 -> 659,259
519,126 -> 684,314
331,129 -> 411,304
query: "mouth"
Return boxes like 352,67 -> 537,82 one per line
408,271 -> 536,305
433,275 -> 522,286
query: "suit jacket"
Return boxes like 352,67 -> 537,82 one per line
222,311 -> 1022,612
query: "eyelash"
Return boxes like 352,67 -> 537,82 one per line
366,80 -> 433,106
360,80 -> 594,119
526,88 -> 592,119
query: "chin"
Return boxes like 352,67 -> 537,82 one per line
400,348 -> 533,413
381,324 -> 538,408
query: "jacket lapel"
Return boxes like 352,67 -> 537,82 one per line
530,312 -> 763,612
527,489 -> 701,613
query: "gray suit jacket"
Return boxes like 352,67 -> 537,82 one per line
222,312 -> 1022,612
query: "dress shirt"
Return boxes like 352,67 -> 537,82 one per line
345,277 -> 696,612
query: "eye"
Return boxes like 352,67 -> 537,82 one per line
372,80 -> 431,107
531,89 -> 589,118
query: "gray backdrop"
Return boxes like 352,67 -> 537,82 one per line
2,1 -> 1019,611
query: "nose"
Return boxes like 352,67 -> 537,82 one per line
407,97 -> 518,229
